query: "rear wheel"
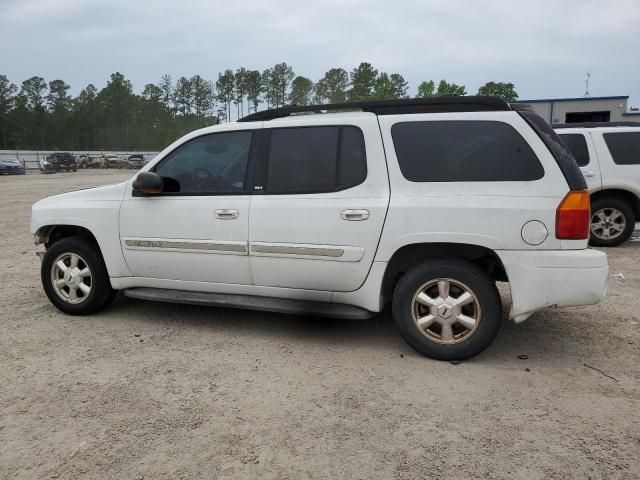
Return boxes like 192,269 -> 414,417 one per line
589,197 -> 635,247
392,258 -> 502,361
41,236 -> 115,315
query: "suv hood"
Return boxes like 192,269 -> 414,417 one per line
33,181 -> 128,208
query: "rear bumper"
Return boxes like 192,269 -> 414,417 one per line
497,249 -> 608,323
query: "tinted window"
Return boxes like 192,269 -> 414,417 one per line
559,133 -> 590,167
603,132 -> 640,165
391,120 -> 544,182
266,126 -> 366,194
155,131 -> 252,194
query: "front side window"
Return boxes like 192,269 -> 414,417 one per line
391,120 -> 545,182
155,131 -> 253,194
559,133 -> 590,167
603,132 -> 640,165
265,126 -> 366,194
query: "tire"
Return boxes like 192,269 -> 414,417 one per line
589,197 -> 635,247
72,167 -> 77,172
392,258 -> 502,361
41,236 -> 115,315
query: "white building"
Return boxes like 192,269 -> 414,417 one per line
512,95 -> 640,124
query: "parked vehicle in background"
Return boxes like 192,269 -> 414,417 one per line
122,154 -> 145,169
40,152 -> 77,173
103,154 -> 122,169
76,154 -> 105,169
0,158 -> 26,175
556,122 -> 640,246
31,97 -> 608,361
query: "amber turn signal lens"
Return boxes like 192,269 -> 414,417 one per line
556,190 -> 590,240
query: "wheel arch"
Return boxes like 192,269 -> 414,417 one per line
34,224 -> 99,249
591,188 -> 640,220
380,242 -> 508,304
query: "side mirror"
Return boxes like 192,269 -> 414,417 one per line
132,172 -> 163,195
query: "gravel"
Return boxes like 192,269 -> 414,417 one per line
1,170 -> 639,479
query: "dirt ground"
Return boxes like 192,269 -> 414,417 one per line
1,170 -> 639,480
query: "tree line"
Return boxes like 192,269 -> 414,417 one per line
0,62 -> 518,151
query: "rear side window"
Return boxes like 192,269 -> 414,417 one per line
391,120 -> 544,182
603,132 -> 640,165
559,133 -> 590,167
265,126 -> 366,194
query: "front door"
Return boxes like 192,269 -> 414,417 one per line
248,117 -> 390,292
120,128 -> 257,284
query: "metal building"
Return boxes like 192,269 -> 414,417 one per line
511,95 -> 640,124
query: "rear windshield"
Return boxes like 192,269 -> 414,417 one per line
517,110 -> 587,190
558,133 -> 590,167
603,132 -> 640,165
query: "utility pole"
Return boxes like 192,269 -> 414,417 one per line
584,72 -> 591,98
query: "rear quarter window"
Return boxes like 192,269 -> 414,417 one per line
559,133 -> 590,167
391,120 -> 544,182
603,132 -> 640,165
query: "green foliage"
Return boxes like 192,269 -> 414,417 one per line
389,74 -> 409,99
191,75 -> 214,120
417,80 -> 435,98
173,77 -> 193,116
477,81 -> 518,100
20,77 -> 47,111
435,80 -> 466,96
0,75 -> 18,148
0,67 -> 518,151
373,73 -> 395,100
47,80 -> 72,113
349,62 -> 378,101
418,79 -> 466,97
289,76 -> 314,106
270,62 -> 295,108
315,68 -> 350,103
244,70 -> 262,113
372,72 -> 409,100
216,69 -> 235,121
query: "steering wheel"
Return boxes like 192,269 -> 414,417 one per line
194,167 -> 212,181
194,167 -> 226,191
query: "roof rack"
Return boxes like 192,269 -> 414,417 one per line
238,96 -> 511,122
553,121 -> 640,129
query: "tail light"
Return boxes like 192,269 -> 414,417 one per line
556,190 -> 590,239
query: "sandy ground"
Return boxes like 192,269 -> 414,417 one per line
1,170 -> 639,480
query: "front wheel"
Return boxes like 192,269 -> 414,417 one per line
589,197 -> 635,247
41,236 -> 115,315
392,258 -> 502,361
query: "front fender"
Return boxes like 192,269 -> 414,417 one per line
31,184 -> 132,278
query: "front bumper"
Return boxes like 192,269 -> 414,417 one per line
497,249 -> 608,323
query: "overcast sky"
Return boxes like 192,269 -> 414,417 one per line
2,0 -> 639,107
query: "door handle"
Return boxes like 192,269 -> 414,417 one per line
214,209 -> 239,220
341,209 -> 369,221
582,171 -> 596,178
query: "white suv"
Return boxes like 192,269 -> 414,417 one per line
556,122 -> 640,246
31,97 -> 608,360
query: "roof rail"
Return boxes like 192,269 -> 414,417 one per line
553,121 -> 640,129
238,96 -> 511,122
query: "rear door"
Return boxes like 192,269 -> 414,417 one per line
248,114 -> 389,292
557,131 -> 601,191
592,129 -> 640,194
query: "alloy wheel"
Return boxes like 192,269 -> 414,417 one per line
591,207 -> 626,241
411,278 -> 481,344
50,252 -> 92,304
